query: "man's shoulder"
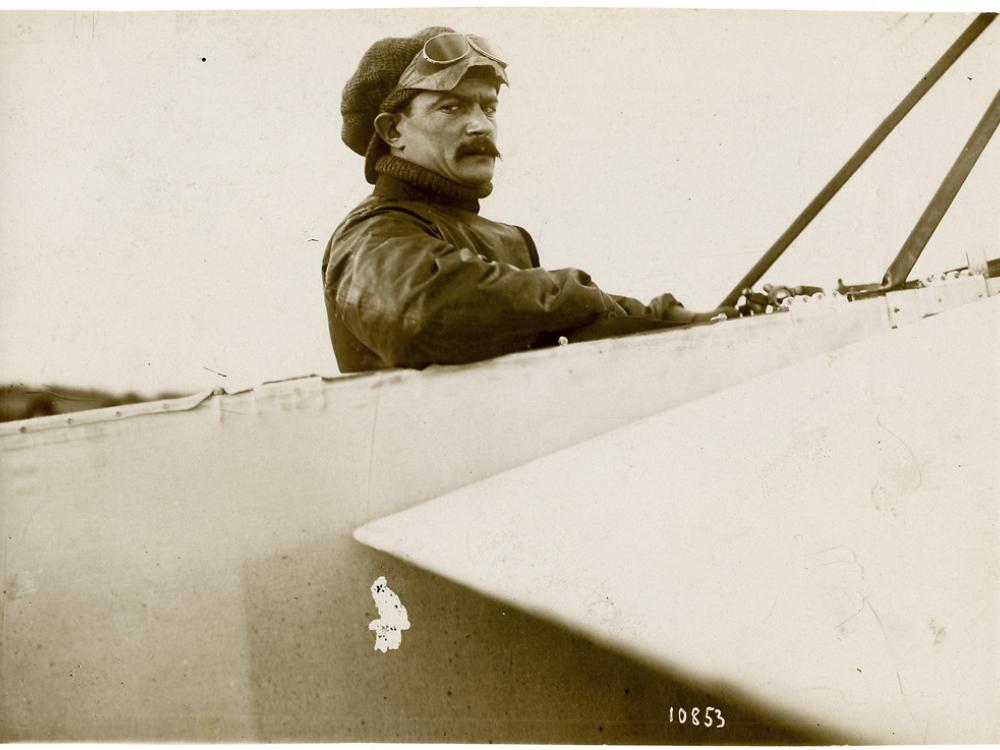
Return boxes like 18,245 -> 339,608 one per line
324,194 -> 539,272
334,195 -> 524,239
336,195 -> 464,242
341,195 -> 439,227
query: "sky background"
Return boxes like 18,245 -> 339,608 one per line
1,7 -> 998,394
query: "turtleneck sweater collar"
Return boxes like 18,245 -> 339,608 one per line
373,154 -> 492,213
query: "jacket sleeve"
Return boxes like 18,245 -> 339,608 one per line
326,208 -> 643,368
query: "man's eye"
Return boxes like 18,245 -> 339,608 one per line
440,104 -> 461,113
485,106 -> 497,116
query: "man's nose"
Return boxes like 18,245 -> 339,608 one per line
464,105 -> 495,135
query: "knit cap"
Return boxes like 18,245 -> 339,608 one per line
341,27 -> 455,184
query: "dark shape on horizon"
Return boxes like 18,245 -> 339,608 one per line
0,383 -> 187,423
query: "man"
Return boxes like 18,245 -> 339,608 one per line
324,27 -> 734,373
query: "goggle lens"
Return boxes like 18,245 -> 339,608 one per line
467,35 -> 505,64
423,33 -> 473,64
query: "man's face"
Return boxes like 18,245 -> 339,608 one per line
391,73 -> 500,187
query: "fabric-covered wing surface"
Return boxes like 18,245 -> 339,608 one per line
356,295 -> 1000,744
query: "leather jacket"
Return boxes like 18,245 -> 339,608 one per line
323,167 -> 683,373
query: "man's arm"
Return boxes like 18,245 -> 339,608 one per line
326,209 -> 674,368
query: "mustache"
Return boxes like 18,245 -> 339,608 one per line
456,138 -> 501,159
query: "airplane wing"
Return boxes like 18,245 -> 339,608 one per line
356,292 -> 1000,744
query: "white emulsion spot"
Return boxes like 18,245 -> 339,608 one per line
368,576 -> 410,652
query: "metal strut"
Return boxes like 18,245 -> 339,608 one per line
881,88 -> 1000,289
718,12 -> 997,309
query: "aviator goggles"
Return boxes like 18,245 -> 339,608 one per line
420,33 -> 507,67
396,32 -> 509,93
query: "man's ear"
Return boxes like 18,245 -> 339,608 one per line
373,112 -> 403,148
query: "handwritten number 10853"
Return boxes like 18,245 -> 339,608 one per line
668,706 -> 726,728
